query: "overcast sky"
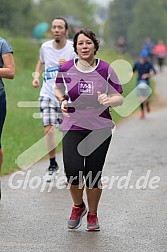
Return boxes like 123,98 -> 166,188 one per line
90,0 -> 112,6
33,0 -> 113,7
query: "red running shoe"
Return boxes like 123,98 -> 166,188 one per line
140,111 -> 145,119
68,202 -> 87,229
86,212 -> 100,231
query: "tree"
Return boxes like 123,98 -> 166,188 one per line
33,0 -> 98,36
105,0 -> 139,45
0,0 -> 37,36
0,0 -> 97,37
128,0 -> 167,52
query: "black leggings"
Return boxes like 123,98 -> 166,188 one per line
62,128 -> 112,188
0,92 -> 6,148
140,100 -> 149,111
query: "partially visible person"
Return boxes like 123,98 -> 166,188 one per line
116,35 -> 127,54
32,17 -> 77,183
143,37 -> 154,63
153,40 -> 167,72
0,37 -> 15,199
132,49 -> 156,119
55,28 -> 123,231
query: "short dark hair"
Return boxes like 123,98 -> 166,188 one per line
73,28 -> 100,55
53,16 -> 69,30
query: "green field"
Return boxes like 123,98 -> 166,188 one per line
2,38 -> 42,174
1,37 -> 153,175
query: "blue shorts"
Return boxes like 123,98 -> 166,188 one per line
0,92 -> 7,148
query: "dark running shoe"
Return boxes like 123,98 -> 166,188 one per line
44,163 -> 59,183
68,202 -> 87,229
86,212 -> 100,231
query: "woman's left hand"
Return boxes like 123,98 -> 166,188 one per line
97,91 -> 110,107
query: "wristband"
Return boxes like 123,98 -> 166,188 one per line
59,98 -> 67,107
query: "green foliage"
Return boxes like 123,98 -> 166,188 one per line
35,0 -> 98,37
105,0 -> 167,53
0,0 -> 37,36
11,37 -> 40,72
0,0 -> 98,38
128,0 -> 167,51
106,0 -> 138,44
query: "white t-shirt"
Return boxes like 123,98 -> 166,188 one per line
39,39 -> 76,103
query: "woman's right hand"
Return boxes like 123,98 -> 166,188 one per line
32,78 -> 40,88
61,100 -> 70,117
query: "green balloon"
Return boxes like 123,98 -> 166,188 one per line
32,22 -> 49,39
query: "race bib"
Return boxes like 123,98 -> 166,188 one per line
44,66 -> 60,81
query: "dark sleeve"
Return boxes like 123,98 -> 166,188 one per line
55,64 -> 72,89
108,66 -> 123,94
150,63 -> 156,74
55,66 -> 66,89
133,62 -> 137,72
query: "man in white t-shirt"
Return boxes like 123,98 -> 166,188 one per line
32,17 -> 76,182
